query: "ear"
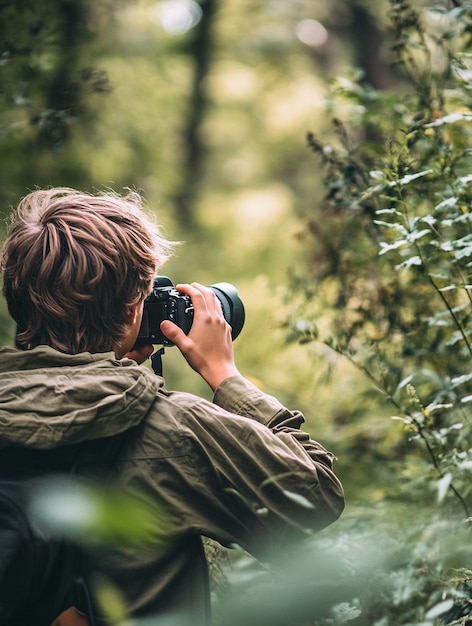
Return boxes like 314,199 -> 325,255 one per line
127,301 -> 140,325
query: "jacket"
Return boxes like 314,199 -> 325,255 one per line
0,345 -> 344,624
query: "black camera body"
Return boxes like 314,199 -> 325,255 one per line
137,276 -> 245,346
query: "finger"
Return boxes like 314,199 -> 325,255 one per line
160,319 -> 188,346
176,283 -> 220,315
125,343 -> 154,364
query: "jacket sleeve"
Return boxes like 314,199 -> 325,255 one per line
167,375 -> 345,558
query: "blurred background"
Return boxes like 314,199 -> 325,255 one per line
0,0 -> 422,506
6,4 -> 472,623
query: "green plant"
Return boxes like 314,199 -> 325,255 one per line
280,2 -> 472,623
290,0 -> 472,517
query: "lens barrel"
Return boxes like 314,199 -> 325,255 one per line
209,283 -> 245,341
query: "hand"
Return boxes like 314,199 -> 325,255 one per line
160,283 -> 240,390
124,343 -> 154,364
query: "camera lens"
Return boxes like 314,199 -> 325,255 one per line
138,276 -> 245,346
210,283 -> 245,340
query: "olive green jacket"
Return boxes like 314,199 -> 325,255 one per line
0,346 -> 344,624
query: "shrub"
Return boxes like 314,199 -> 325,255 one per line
277,1 -> 472,624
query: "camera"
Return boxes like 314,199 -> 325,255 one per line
137,276 -> 245,346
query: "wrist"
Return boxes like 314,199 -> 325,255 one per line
201,363 -> 240,392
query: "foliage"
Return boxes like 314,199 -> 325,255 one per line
288,0 -> 472,513
10,0 -> 472,624
0,0 -> 112,143
0,0 -> 122,221
0,0 -> 120,346
211,509 -> 472,626
29,475 -> 170,549
282,0 -> 472,624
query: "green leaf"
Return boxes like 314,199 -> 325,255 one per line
389,169 -> 434,187
451,372 -> 472,386
29,477 -> 170,549
374,220 -> 408,233
260,472 -> 294,489
282,490 -> 316,510
379,240 -> 408,255
407,229 -> 431,242
457,173 -> 472,186
425,599 -> 455,620
369,170 -> 384,180
421,214 -> 437,226
436,473 -> 452,503
425,111 -> 472,127
395,255 -> 422,269
435,197 -> 458,211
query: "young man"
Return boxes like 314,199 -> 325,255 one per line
0,188 -> 344,625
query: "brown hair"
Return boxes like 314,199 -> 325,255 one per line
0,187 -> 175,354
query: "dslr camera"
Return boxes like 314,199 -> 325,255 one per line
137,276 -> 245,346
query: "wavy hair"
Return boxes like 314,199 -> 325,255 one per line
1,188 -> 175,354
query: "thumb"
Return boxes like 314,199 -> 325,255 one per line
160,320 -> 186,346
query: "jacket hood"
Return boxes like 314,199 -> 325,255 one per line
0,346 -> 162,450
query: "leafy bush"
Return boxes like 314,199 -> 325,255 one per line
275,0 -> 472,624
289,0 -> 472,515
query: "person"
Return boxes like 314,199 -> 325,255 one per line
0,187 -> 344,625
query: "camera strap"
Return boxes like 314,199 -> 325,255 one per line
150,348 -> 166,377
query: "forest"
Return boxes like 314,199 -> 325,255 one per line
2,0 -> 472,624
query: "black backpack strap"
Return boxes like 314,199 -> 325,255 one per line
0,432 -> 130,626
0,480 -> 36,625
0,478 -> 80,626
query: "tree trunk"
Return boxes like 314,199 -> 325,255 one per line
172,0 -> 218,228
